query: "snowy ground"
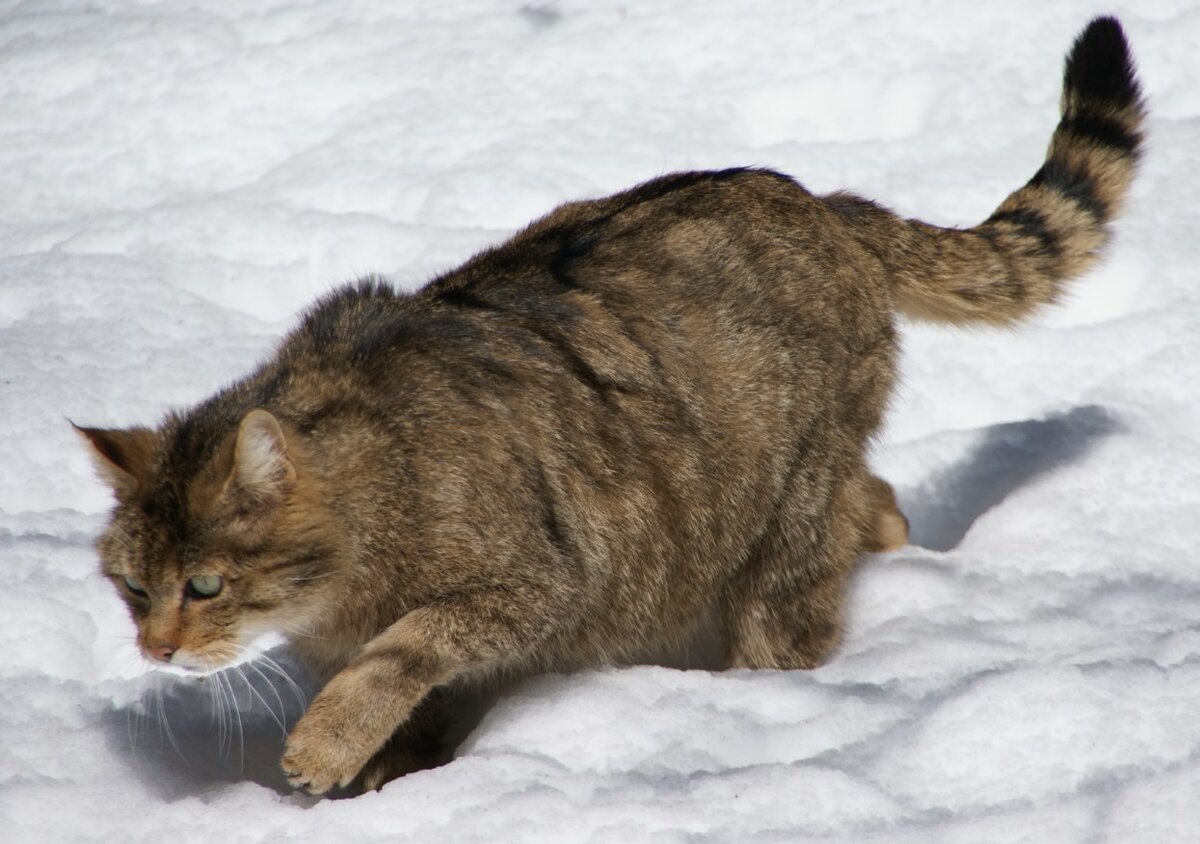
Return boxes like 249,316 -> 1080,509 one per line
2,1 -> 1199,841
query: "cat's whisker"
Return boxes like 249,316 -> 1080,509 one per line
236,662 -> 288,734
218,680 -> 229,753
235,664 -> 288,736
204,671 -> 216,732
127,673 -> 148,756
218,671 -> 236,756
278,621 -> 325,641
255,615 -> 325,642
154,685 -> 186,764
133,677 -> 149,749
210,672 -> 227,754
214,673 -> 228,751
153,685 -> 164,752
288,571 -> 335,584
223,671 -> 246,772
245,662 -> 290,730
209,669 -> 230,753
208,641 -> 239,669
257,654 -> 307,709
136,675 -> 153,752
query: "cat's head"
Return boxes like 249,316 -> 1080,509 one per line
77,409 -> 342,673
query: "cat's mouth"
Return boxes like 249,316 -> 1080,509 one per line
135,637 -> 240,674
149,630 -> 287,676
167,649 -> 229,674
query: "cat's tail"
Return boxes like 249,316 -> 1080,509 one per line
848,17 -> 1146,326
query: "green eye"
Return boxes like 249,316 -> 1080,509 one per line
123,575 -> 147,596
187,574 -> 224,598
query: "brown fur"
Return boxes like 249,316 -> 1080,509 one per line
77,18 -> 1144,794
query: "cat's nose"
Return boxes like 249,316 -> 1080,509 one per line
147,644 -> 175,663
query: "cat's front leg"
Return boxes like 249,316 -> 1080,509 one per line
281,587 -> 570,794
280,644 -> 435,794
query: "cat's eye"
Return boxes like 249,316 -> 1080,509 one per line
123,575 -> 147,596
187,574 -> 224,598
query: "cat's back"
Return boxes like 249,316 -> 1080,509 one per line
274,167 -> 898,486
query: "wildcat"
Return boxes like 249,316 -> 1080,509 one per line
78,18 -> 1144,794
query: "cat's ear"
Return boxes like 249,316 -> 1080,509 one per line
228,409 -> 296,503
72,423 -> 158,498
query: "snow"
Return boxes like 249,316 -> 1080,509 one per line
2,1 -> 1198,841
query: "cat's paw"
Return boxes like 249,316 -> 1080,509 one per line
281,708 -> 371,795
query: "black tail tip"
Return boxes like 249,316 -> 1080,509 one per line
1064,16 -> 1143,110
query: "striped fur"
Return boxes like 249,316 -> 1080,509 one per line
79,18 -> 1145,795
829,17 -> 1145,325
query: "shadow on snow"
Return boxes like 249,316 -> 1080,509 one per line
899,404 -> 1121,552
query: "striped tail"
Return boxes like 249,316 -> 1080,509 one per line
877,17 -> 1147,325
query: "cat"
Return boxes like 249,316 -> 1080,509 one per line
77,17 -> 1144,795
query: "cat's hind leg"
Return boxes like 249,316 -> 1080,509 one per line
863,474 -> 908,553
722,469 -> 874,670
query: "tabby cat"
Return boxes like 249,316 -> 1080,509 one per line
78,18 -> 1144,794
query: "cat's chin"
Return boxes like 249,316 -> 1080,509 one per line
138,658 -> 215,680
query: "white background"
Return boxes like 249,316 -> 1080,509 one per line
2,1 -> 1198,841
